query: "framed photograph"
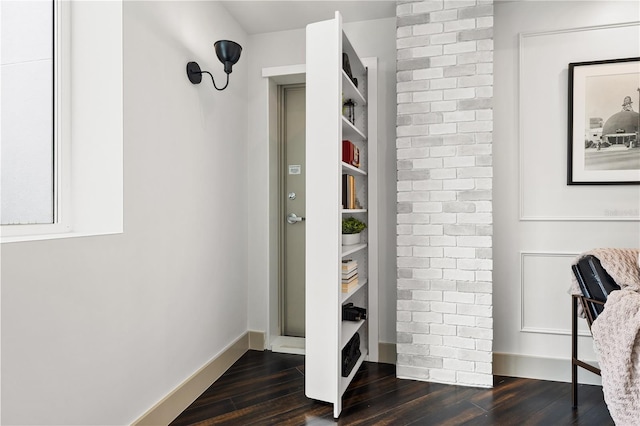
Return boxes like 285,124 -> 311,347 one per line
568,57 -> 640,185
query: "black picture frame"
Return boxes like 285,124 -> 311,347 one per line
567,57 -> 640,185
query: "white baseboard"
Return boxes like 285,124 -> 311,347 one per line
131,333 -> 249,426
248,330 -> 265,350
378,342 -> 396,364
494,352 -> 601,386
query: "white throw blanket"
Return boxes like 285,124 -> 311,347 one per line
572,248 -> 640,425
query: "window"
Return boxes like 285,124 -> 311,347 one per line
1,1 -> 123,243
1,0 -> 56,225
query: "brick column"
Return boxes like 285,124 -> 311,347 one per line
396,0 -> 493,387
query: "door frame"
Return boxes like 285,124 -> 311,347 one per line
264,65 -> 306,353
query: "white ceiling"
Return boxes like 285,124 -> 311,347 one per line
220,1 -> 396,35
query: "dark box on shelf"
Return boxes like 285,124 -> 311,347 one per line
342,332 -> 361,377
342,303 -> 366,321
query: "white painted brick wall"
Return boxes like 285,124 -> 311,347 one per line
396,0 -> 493,388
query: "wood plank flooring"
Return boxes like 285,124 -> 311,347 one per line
171,350 -> 612,426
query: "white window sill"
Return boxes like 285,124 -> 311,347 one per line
1,229 -> 123,244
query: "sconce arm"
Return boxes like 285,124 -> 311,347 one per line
201,70 -> 230,91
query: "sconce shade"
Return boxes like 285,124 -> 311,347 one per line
215,40 -> 242,74
186,39 -> 242,91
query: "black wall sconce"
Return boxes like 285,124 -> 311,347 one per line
186,40 -> 242,91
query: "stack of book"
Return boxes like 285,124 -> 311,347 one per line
341,259 -> 358,292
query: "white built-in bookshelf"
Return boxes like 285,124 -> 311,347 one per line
305,11 -> 378,418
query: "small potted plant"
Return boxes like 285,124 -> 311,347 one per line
342,216 -> 366,246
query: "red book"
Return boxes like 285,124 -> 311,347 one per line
342,140 -> 355,166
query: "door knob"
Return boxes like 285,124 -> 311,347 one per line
287,213 -> 305,224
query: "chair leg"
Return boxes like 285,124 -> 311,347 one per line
572,295 -> 578,408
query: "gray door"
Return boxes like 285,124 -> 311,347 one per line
282,85 -> 306,337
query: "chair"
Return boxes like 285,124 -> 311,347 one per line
571,255 -> 620,407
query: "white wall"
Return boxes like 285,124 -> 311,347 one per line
0,1 -> 249,424
246,17 -> 398,345
246,26 -> 306,342
494,0 -> 640,383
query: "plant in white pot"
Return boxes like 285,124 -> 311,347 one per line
342,216 -> 366,246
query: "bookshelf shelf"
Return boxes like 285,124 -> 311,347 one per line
342,70 -> 366,105
342,116 -> 366,141
341,319 -> 365,349
341,243 -> 367,258
341,209 -> 367,214
341,162 -> 366,176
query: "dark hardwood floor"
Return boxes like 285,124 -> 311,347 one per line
171,350 -> 612,426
